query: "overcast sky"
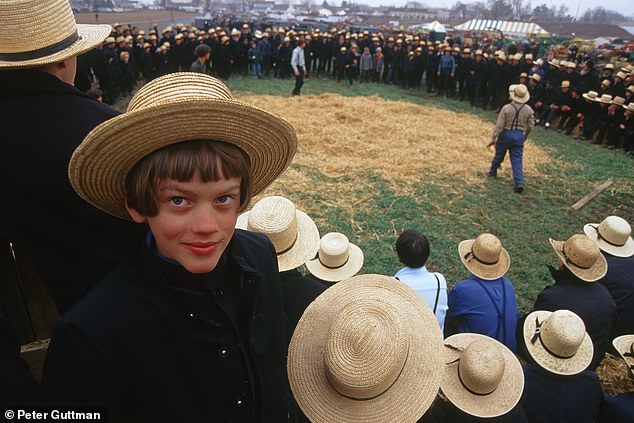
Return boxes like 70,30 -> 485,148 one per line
366,0 -> 633,18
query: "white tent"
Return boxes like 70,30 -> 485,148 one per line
455,19 -> 549,37
422,20 -> 447,33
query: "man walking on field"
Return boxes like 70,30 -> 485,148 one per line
488,84 -> 535,193
291,39 -> 307,96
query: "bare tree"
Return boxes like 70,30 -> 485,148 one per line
487,0 -> 513,20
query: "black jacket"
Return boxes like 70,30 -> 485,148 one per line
42,230 -> 293,423
0,70 -> 141,314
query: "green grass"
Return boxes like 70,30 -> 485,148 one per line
225,74 -> 634,312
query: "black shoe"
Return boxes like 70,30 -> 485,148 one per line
514,184 -> 524,193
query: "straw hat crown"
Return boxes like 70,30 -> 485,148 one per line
510,84 -> 530,103
583,90 -> 598,100
306,232 -> 364,283
549,234 -> 607,282
539,309 -> 586,358
0,0 -> 111,68
584,215 -> 634,257
458,340 -> 505,395
473,233 -> 503,263
459,233 -> 510,280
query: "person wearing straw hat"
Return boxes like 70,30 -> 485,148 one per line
305,232 -> 364,284
599,334 -> 634,423
393,229 -> 448,331
520,309 -> 603,423
236,195 -> 325,340
487,84 -> 534,193
445,233 -> 519,352
584,216 -> 634,338
531,234 -> 615,371
0,0 -> 143,316
41,73 -> 298,421
424,333 -> 527,422
288,274 -> 444,423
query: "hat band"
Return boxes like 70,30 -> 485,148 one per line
319,254 -> 349,269
464,251 -> 498,266
590,225 -> 626,247
277,234 -> 298,256
0,31 -> 79,62
530,317 -> 575,359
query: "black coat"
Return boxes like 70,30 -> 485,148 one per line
42,230 -> 293,423
0,70 -> 141,315
599,253 -> 634,337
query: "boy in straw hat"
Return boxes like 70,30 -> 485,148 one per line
445,233 -> 519,352
584,216 -> 634,338
288,274 -> 444,423
487,84 -> 534,193
530,234 -> 616,370
393,229 -> 448,331
520,309 -> 603,423
42,73 -> 298,421
0,0 -> 141,315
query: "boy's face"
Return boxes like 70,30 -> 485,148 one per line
127,173 -> 241,274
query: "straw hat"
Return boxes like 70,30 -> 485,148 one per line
549,58 -> 560,68
513,53 -> 522,61
596,94 -> 613,104
509,84 -> 530,104
523,309 -> 593,375
235,196 -> 319,272
612,96 -> 625,106
533,58 -> 544,66
566,61 -> 577,69
549,235 -> 607,282
525,53 -> 533,60
305,232 -> 364,283
561,80 -> 570,88
583,216 -> 634,258
616,71 -> 627,80
287,274 -> 444,423
519,72 -> 528,79
530,73 -> 541,82
441,334 -> 524,418
612,334 -> 634,377
582,90 -> 599,101
458,233 -> 510,280
604,63 -> 615,70
0,0 -> 112,68
625,102 -> 634,112
69,73 -> 297,221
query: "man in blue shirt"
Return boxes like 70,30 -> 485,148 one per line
445,233 -> 519,352
394,229 -> 448,331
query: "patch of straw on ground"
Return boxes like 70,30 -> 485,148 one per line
597,354 -> 634,395
239,93 -> 554,196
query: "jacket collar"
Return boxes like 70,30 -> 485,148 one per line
0,69 -> 95,100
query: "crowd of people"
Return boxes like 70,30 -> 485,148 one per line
77,20 -> 634,155
2,1 -> 634,422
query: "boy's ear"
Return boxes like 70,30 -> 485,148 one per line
125,202 -> 148,223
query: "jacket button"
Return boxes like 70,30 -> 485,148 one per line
218,347 -> 229,358
214,288 -> 224,297
234,397 -> 244,407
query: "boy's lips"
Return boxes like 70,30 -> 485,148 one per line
184,241 -> 220,256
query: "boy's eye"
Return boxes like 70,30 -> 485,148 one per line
217,195 -> 232,204
170,197 -> 187,207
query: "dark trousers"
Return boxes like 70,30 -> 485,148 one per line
292,66 -> 304,95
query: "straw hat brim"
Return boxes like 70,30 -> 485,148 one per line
287,274 -> 444,423
458,240 -> 510,280
583,223 -> 634,258
441,333 -> 524,418
523,310 -> 593,376
549,238 -> 607,282
305,243 -> 364,282
0,24 -> 112,69
612,335 -> 634,377
582,93 -> 597,101
69,99 -> 297,221
236,209 -> 319,272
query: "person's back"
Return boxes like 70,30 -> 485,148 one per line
0,0 -> 140,315
394,229 -> 448,331
446,233 -> 518,352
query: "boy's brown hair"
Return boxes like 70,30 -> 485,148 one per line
125,140 -> 252,216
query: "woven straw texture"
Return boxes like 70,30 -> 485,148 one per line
305,232 -> 364,282
523,310 -> 593,376
69,73 -> 297,220
549,236 -> 607,282
287,274 -> 443,423
458,234 -> 510,280
441,333 -> 524,418
236,196 -> 319,271
613,335 -> 634,377
0,0 -> 111,68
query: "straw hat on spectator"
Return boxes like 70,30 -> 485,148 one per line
549,234 -> 607,282
524,53 -> 533,60
583,216 -> 634,258
523,309 -> 593,375
561,80 -> 570,88
566,61 -> 577,69
625,102 -> 634,112
305,232 -> 364,282
604,63 -> 615,70
4,2 -> 95,51
596,94 -> 613,104
441,333 -> 524,418
236,196 -> 319,272
530,73 -> 541,82
582,90 -> 599,101
616,71 -> 627,80
549,58 -> 560,68
533,58 -> 544,66
458,233 -> 510,280
612,334 -> 634,377
69,73 -> 297,221
611,96 -> 625,106
509,84 -> 530,104
288,274 -> 444,423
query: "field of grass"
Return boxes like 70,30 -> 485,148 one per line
219,74 -> 633,312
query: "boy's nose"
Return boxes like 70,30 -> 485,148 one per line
192,206 -> 218,233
